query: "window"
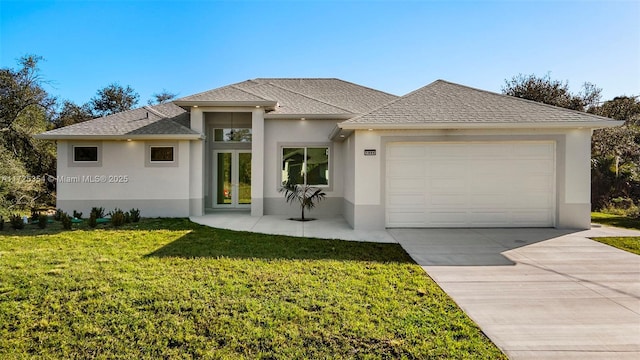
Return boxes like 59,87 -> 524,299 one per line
214,128 -> 252,142
73,146 -> 98,162
145,142 -> 178,167
282,147 -> 329,186
150,146 -> 174,162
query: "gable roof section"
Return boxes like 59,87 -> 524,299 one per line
174,78 -> 398,116
340,80 -> 623,129
36,102 -> 200,140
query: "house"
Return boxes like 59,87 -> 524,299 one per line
36,78 -> 621,230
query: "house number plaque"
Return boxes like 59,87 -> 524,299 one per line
364,149 -> 376,156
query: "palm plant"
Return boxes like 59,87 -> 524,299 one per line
279,182 -> 326,221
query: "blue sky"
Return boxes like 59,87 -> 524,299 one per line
1,0 -> 638,106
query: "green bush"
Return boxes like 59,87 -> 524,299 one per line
54,209 -> 64,221
30,208 -> 39,222
110,208 -> 125,227
0,215 -> 4,231
61,213 -> 72,230
601,197 -> 639,217
88,212 -> 97,228
129,208 -> 141,223
10,214 -> 25,230
91,207 -> 105,219
38,214 -> 48,229
73,210 -> 83,219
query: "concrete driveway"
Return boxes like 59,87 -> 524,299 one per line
390,226 -> 640,360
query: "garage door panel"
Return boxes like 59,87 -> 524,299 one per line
428,211 -> 468,227
387,211 -> 426,227
387,178 -> 425,192
387,160 -> 425,176
430,178 -> 465,191
387,144 -> 427,158
386,142 -> 555,228
430,194 -> 468,206
388,194 -> 426,206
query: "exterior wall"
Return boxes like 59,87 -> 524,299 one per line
263,118 -> 345,217
189,108 -> 204,216
56,139 -> 192,217
343,135 -> 356,227
348,128 -> 594,230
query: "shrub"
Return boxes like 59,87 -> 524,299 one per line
30,208 -> 39,222
38,214 -> 48,229
54,209 -> 64,221
110,208 -> 125,227
91,207 -> 105,219
10,214 -> 25,230
73,210 -> 83,219
61,213 -> 72,230
88,212 -> 97,228
0,216 -> 4,231
601,197 -> 639,217
129,208 -> 141,223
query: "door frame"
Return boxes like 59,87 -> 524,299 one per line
212,150 -> 251,209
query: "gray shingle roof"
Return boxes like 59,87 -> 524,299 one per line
36,102 -> 199,139
341,80 -> 620,128
175,78 -> 398,115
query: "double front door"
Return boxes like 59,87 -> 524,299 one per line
213,150 -> 251,208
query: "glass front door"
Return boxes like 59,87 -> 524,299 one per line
213,150 -> 251,208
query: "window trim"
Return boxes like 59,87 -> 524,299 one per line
279,143 -> 332,191
68,142 -> 102,167
145,142 -> 179,167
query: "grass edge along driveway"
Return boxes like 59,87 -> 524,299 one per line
0,218 -> 506,359
591,212 -> 640,255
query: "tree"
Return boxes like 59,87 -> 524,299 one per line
90,83 -> 139,117
502,73 -> 601,111
279,182 -> 326,221
147,89 -> 177,105
589,96 -> 640,210
0,55 -> 56,134
0,55 -> 56,212
53,100 -> 94,128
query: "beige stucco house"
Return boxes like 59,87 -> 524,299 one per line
36,78 -> 621,230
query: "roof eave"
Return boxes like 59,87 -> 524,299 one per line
34,133 -> 204,141
173,100 -> 278,109
264,113 -> 356,120
338,120 -> 624,130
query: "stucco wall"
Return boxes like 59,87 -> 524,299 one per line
262,118 -> 345,217
56,139 -> 192,217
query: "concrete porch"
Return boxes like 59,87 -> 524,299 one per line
190,212 -> 397,243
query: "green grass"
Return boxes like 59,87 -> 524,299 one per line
591,212 -> 640,255
591,212 -> 640,230
592,237 -> 640,255
0,219 -> 505,359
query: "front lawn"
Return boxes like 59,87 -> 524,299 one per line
591,212 -> 640,230
591,212 -> 640,255
0,219 -> 505,359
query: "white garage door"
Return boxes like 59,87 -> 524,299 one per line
386,142 -> 555,227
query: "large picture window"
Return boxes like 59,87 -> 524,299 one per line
282,147 -> 329,186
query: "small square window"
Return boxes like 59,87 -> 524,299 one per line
73,146 -> 98,162
150,146 -> 174,162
